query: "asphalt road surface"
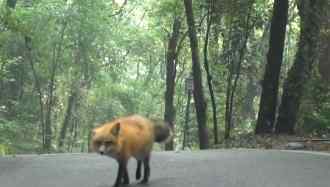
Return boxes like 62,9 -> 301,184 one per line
1,149 -> 330,187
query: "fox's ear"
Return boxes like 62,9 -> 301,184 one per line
111,122 -> 120,136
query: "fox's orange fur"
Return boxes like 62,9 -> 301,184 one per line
92,115 -> 156,160
91,115 -> 171,187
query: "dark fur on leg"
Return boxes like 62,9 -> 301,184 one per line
114,160 -> 128,187
136,160 -> 142,180
140,156 -> 150,184
123,166 -> 129,185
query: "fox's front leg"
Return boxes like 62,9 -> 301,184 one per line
136,160 -> 142,180
114,160 -> 129,187
123,163 -> 129,185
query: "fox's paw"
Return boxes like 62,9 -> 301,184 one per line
136,171 -> 141,180
123,180 -> 129,185
112,183 -> 120,187
139,179 -> 149,184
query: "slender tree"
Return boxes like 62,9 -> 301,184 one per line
223,0 -> 254,139
183,0 -> 209,149
318,2 -> 330,82
255,0 -> 288,134
6,0 -> 16,9
182,83 -> 192,150
58,87 -> 78,149
275,0 -> 327,134
203,0 -> 218,144
164,17 -> 181,150
226,9 -> 252,139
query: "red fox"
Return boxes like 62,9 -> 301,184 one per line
91,115 -> 172,187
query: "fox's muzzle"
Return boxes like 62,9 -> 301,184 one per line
99,144 -> 106,155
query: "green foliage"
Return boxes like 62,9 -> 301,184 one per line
0,0 -> 328,153
0,118 -> 40,154
301,76 -> 330,135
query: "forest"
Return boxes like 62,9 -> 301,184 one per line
0,0 -> 329,155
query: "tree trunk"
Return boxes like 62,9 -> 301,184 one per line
6,0 -> 47,149
242,74 -> 259,120
183,0 -> 209,149
25,35 -> 47,149
318,32 -> 330,81
69,121 -> 78,152
164,17 -> 181,150
44,64 -> 56,152
255,0 -> 288,134
58,28 -> 85,151
58,89 -> 78,150
228,9 -> 253,139
318,5 -> 330,82
224,2 -> 254,139
6,0 -> 17,8
223,16 -> 235,140
275,0 -> 327,134
224,67 -> 233,139
182,91 -> 192,150
203,1 -> 218,145
44,21 -> 67,152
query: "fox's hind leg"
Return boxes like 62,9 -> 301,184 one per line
136,160 -> 142,180
140,155 -> 150,184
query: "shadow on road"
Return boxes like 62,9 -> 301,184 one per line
95,177 -> 178,187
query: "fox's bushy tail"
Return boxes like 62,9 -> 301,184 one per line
152,120 -> 173,143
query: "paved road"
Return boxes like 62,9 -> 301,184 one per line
0,149 -> 330,187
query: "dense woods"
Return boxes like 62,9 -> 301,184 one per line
0,0 -> 329,154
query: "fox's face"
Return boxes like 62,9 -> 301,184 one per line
91,122 -> 121,157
